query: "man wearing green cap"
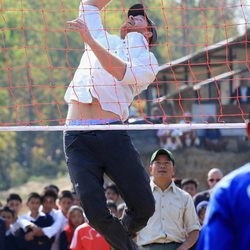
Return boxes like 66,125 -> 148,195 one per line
137,149 -> 200,250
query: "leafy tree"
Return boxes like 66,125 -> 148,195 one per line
0,0 -> 240,190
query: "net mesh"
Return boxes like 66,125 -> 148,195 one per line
0,0 -> 249,130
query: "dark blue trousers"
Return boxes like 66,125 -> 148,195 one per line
64,130 -> 155,250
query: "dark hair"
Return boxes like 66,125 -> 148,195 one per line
6,193 -> 22,203
59,190 -> 73,201
173,178 -> 182,188
106,200 -> 117,211
105,183 -> 119,195
41,190 -> 58,202
44,184 -> 59,194
0,206 -> 15,217
27,192 -> 42,203
68,205 -> 84,216
181,178 -> 198,189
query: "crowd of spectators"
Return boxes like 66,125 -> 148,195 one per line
0,184 -> 120,250
156,114 -> 230,152
0,158 -> 227,250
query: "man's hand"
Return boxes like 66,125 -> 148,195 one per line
120,22 -> 128,39
67,18 -> 93,44
67,14 -> 126,80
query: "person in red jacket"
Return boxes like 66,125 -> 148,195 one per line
70,223 -> 110,250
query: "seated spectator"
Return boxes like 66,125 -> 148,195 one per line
193,168 -> 223,207
59,206 -> 85,250
70,223 -> 110,250
156,115 -> 177,147
117,203 -> 126,219
164,129 -> 183,151
181,178 -> 198,197
106,200 -> 118,217
196,201 -> 208,226
104,183 -> 120,204
20,192 -> 54,250
230,78 -> 250,104
179,112 -> 200,147
204,116 -> 228,151
156,129 -> 169,147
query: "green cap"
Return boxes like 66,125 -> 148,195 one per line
150,148 -> 175,165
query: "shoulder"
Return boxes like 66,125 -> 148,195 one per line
54,209 -> 64,218
75,223 -> 89,234
175,185 -> 193,201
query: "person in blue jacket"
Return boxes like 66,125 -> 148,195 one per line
197,162 -> 250,250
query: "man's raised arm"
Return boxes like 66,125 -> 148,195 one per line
67,18 -> 127,80
82,0 -> 112,10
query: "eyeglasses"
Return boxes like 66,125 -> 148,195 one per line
208,178 -> 221,183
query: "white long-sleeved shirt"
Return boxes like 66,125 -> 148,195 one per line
64,4 -> 159,121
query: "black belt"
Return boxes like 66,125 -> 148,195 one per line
142,242 -> 180,247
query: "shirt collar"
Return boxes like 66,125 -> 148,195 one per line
150,179 -> 177,193
27,211 -> 45,219
7,225 -> 15,236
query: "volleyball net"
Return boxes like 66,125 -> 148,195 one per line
0,0 -> 249,131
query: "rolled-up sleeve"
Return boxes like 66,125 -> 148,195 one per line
120,52 -> 159,88
78,4 -> 105,40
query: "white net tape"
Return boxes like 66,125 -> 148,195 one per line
0,123 -> 246,132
